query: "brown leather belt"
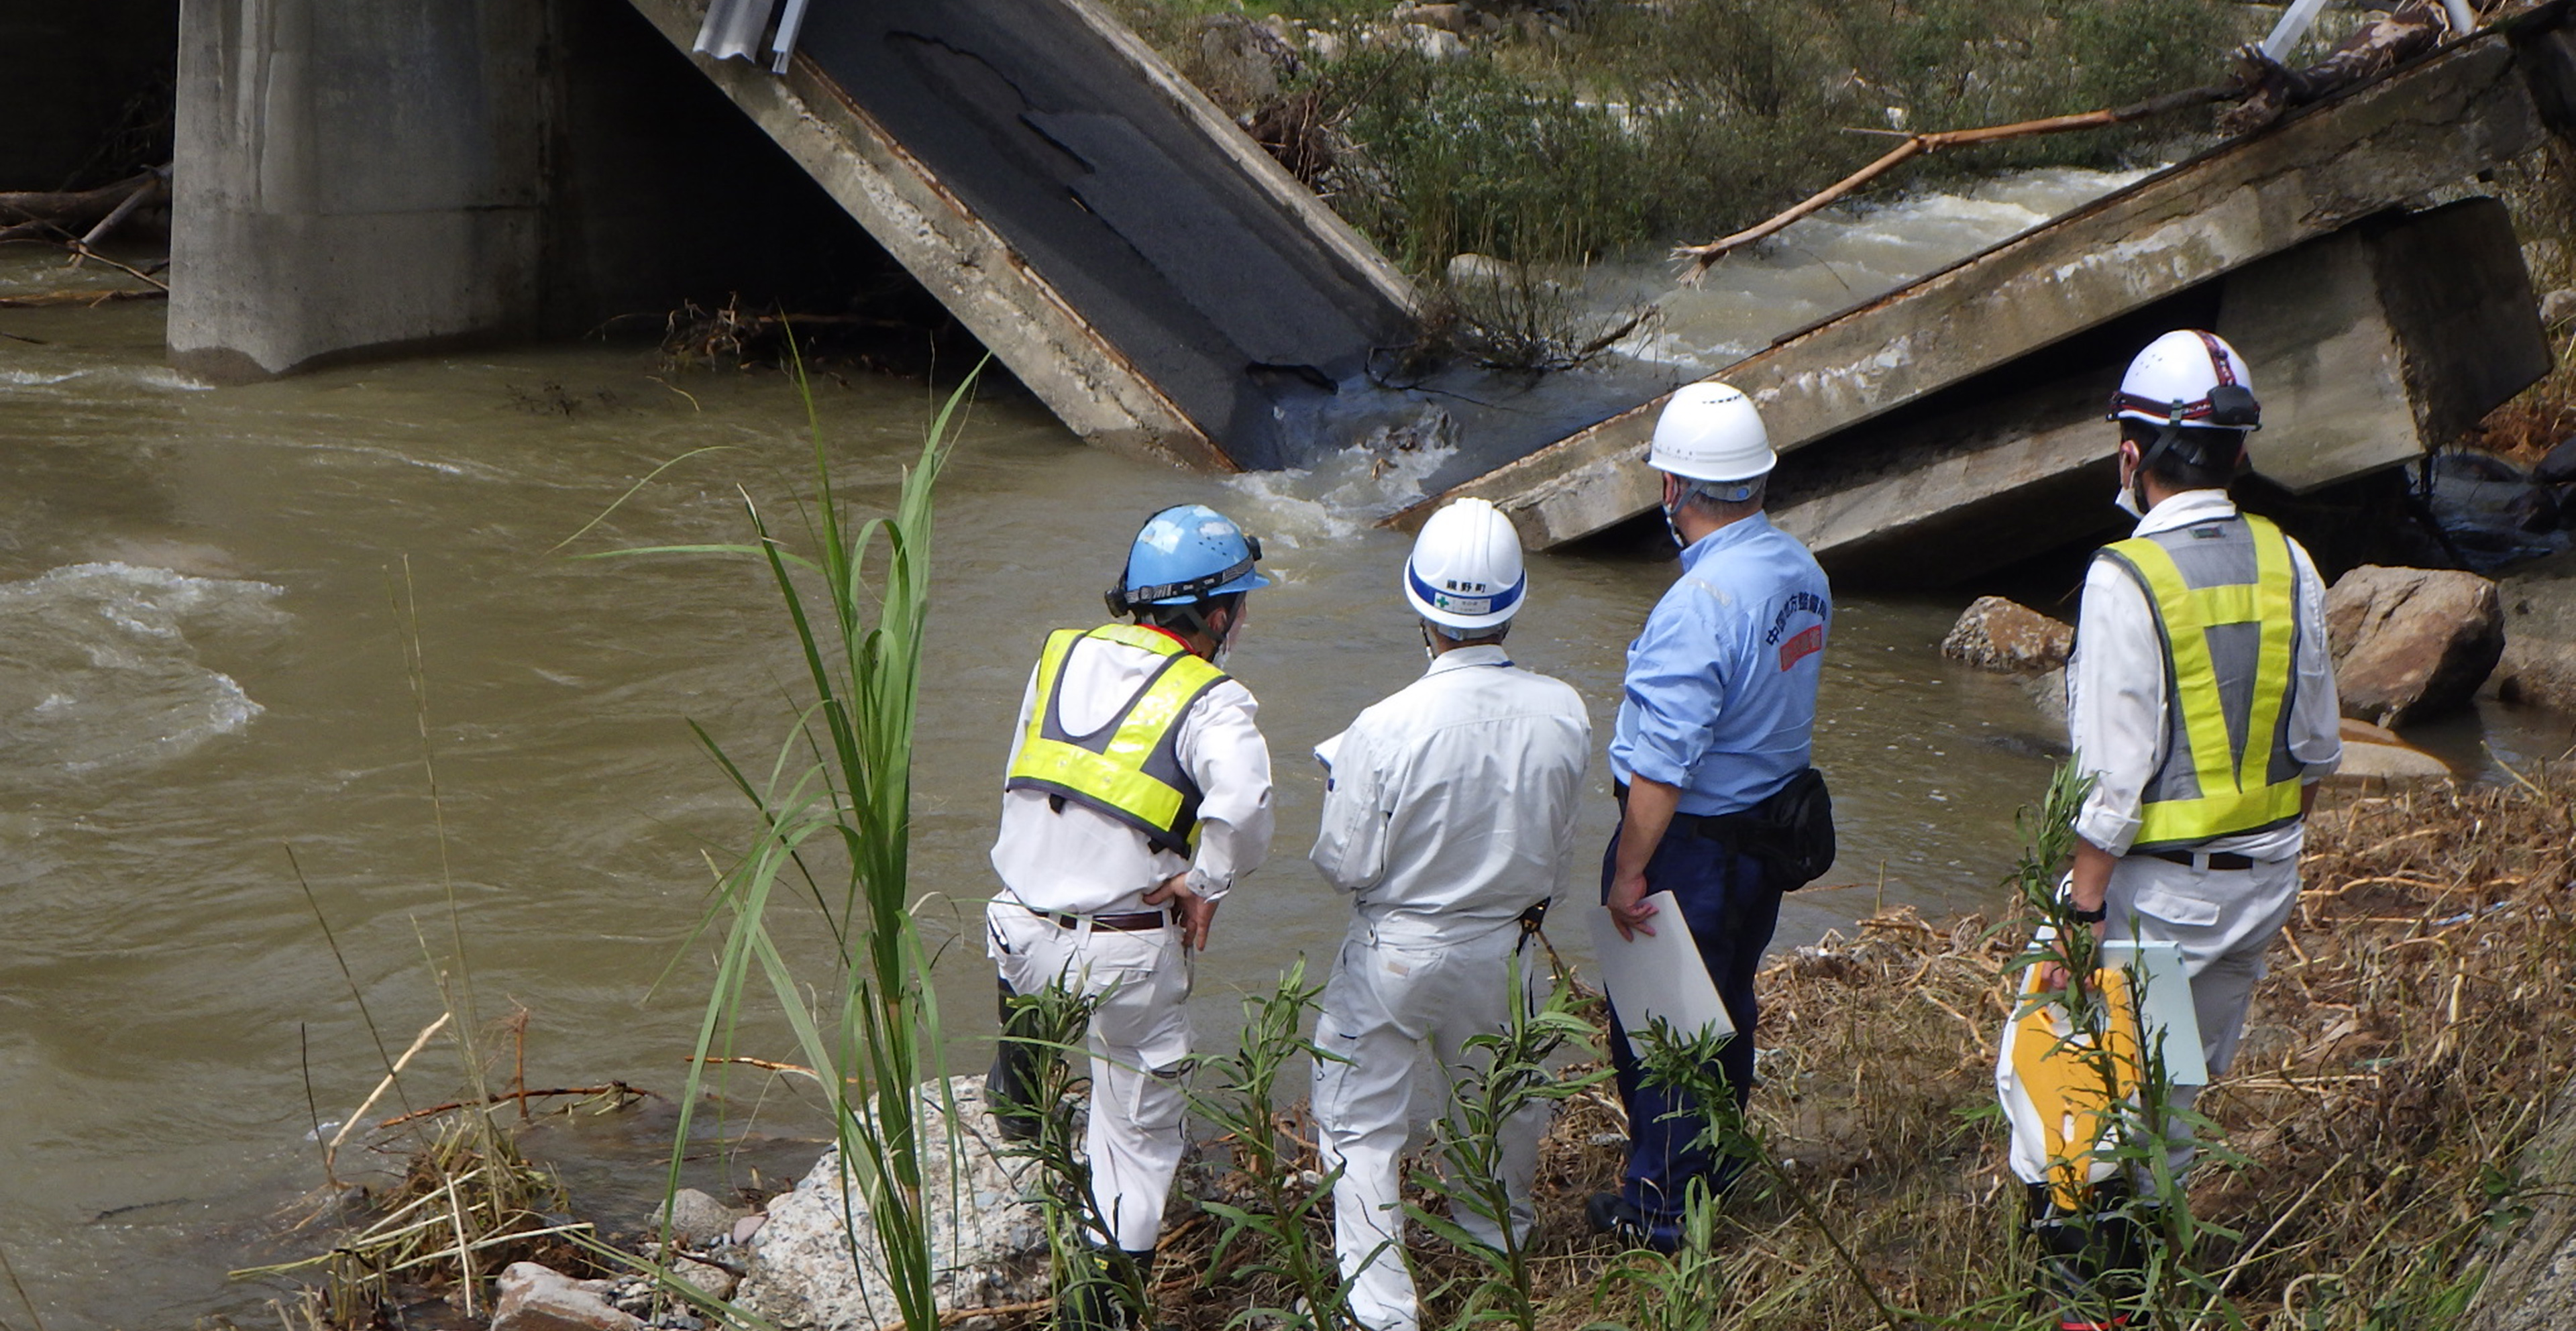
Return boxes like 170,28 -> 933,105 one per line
1026,905 -> 1173,933
2143,849 -> 2255,871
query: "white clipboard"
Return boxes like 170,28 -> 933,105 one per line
2096,939 -> 2208,1086
1588,892 -> 1734,1044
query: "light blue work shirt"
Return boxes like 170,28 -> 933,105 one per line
1608,512 -> 1831,818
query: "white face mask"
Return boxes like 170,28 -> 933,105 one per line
2112,446 -> 2146,519
1213,600 -> 1248,670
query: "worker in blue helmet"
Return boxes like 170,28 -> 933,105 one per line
986,503 -> 1277,1329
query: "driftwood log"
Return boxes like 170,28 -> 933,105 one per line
1672,87 -> 2231,278
0,166 -> 168,245
0,289 -> 166,309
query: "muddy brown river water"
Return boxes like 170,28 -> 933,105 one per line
3,178 -> 2569,1326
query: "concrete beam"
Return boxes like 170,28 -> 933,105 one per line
1767,198 -> 2550,584
168,0 -> 546,380
1404,30 -> 2548,549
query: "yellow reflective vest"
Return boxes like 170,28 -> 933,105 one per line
1004,624 -> 1229,854
2096,513 -> 2304,850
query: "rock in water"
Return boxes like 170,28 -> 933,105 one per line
2325,566 -> 2505,728
2327,716 -> 2451,784
491,1263 -> 644,1331
1940,596 -> 2074,674
654,1188 -> 739,1248
735,1075 -> 1050,1331
2489,636 -> 2576,714
2534,435 -> 2576,486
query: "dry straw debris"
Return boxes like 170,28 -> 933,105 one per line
1138,766 -> 2575,1331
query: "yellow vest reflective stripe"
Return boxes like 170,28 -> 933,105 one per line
1004,623 -> 1229,852
2100,513 -> 2304,849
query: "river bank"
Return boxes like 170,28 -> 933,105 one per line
435,747 -> 2576,1331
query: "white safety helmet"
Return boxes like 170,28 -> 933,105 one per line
2109,329 -> 2261,433
1403,497 -> 1526,632
1648,382 -> 1776,483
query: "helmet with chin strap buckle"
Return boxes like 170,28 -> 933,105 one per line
2110,329 -> 2262,476
1106,504 -> 1271,619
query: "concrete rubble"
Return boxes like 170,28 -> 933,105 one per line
2326,565 -> 2508,727
490,1263 -> 645,1331
735,1075 -> 1052,1331
653,1188 -> 743,1248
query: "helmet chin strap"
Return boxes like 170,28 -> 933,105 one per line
2127,401 -> 2194,513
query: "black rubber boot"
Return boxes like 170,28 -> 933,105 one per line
1057,1244 -> 1157,1331
2027,1181 -> 2149,1330
988,978 -> 1046,1143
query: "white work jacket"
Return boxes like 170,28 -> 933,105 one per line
1308,645 -> 1591,941
991,630 -> 1274,914
2066,490 -> 2343,860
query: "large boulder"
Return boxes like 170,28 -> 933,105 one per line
2489,635 -> 2576,714
2532,435 -> 2576,485
2325,566 -> 2506,728
1941,596 -> 2074,674
1187,15 -> 1300,112
735,1075 -> 1051,1331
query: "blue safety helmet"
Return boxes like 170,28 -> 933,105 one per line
1106,504 -> 1272,617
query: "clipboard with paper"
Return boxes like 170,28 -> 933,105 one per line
1588,892 -> 1734,1043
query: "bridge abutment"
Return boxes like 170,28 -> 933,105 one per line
169,0 -> 547,379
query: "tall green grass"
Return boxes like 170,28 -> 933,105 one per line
612,356 -> 984,1329
1177,0 -> 2258,272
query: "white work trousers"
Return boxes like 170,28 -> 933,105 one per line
986,902 -> 1193,1252
2102,851 -> 2302,1171
1311,918 -> 1544,1331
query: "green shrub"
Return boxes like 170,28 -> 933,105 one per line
1254,0 -> 2259,270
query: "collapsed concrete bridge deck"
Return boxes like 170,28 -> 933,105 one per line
1394,6 -> 2576,584
138,0 -> 2576,570
622,0 -> 1422,472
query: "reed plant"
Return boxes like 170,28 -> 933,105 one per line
1190,960 -> 1360,1331
989,981 -> 1157,1330
610,354 -> 984,1330
1405,958 -> 1605,1331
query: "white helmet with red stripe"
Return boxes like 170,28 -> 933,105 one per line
2109,329 -> 2262,433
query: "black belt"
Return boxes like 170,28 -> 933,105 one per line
2141,849 -> 2255,871
1026,904 -> 1174,932
1611,782 -> 1755,843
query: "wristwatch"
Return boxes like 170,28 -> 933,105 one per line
2068,901 -> 2107,924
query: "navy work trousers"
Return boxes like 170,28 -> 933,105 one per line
1600,820 -> 1782,1241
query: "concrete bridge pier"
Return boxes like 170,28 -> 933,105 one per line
168,0 -> 546,380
